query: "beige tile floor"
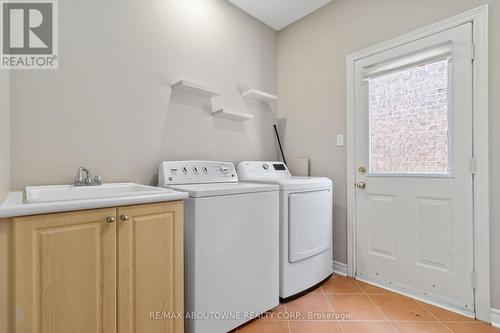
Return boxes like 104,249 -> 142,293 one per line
234,274 -> 500,333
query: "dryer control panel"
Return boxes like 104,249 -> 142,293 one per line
237,161 -> 291,180
158,161 -> 238,186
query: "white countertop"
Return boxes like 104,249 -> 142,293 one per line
0,190 -> 188,219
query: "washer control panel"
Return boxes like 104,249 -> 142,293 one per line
158,161 -> 238,186
237,161 -> 291,180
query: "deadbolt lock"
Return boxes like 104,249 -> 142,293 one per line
358,166 -> 367,174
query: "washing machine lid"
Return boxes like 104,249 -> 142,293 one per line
242,177 -> 332,192
167,182 -> 279,198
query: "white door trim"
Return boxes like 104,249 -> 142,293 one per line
346,5 -> 489,321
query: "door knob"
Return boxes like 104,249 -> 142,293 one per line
356,182 -> 367,189
106,216 -> 116,223
120,215 -> 130,221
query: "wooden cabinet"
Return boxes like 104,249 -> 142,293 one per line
12,201 -> 183,333
117,202 -> 184,333
14,208 -> 117,333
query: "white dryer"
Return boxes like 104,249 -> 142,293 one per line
158,161 -> 280,333
238,161 -> 333,299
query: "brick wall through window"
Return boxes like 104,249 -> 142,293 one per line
369,59 -> 449,174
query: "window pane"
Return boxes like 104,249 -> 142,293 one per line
369,59 -> 450,174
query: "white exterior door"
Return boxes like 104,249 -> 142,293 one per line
354,23 -> 474,314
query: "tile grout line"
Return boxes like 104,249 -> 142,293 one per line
321,284 -> 347,333
354,278 -> 458,333
283,303 -> 292,333
412,299 -> 454,333
353,279 -> 401,333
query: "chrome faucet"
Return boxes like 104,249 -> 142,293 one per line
74,167 -> 103,186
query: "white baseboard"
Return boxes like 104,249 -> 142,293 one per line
491,308 -> 500,328
332,260 -> 347,276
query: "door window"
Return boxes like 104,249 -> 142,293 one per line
368,59 -> 450,175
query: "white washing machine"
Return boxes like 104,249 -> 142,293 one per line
158,161 -> 280,333
238,161 -> 333,299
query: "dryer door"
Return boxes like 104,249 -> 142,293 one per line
288,189 -> 332,263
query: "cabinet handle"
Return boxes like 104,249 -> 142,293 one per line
106,216 -> 116,223
120,215 -> 130,221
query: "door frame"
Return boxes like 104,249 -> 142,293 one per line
345,6 -> 490,321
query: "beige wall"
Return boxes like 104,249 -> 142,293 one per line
9,0 -> 278,189
0,69 -> 9,201
277,0 -> 500,308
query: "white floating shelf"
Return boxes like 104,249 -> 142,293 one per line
212,108 -> 254,121
171,80 -> 219,97
242,89 -> 277,103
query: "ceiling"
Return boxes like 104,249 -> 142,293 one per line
228,0 -> 333,31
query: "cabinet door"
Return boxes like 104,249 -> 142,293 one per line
13,208 -> 117,333
117,201 -> 183,333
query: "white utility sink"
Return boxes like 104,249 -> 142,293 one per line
25,183 -> 173,204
